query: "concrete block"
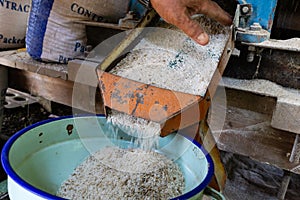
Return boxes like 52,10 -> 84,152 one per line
271,97 -> 300,134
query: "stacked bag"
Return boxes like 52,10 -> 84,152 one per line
26,0 -> 130,63
0,0 -> 30,49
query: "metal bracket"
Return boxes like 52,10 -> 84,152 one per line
235,0 -> 278,43
243,38 -> 300,52
238,4 -> 252,28
234,4 -> 270,43
97,9 -> 158,72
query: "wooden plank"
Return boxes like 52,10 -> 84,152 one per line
8,68 -> 104,114
225,88 -> 277,115
212,103 -> 300,175
0,50 -> 68,80
68,59 -> 100,86
210,84 -> 300,174
200,119 -> 227,192
8,68 -> 72,105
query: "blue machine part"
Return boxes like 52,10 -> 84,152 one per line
238,0 -> 278,32
129,0 -> 147,19
237,0 -> 278,43
236,30 -> 270,43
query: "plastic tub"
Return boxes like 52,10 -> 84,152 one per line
1,116 -> 214,199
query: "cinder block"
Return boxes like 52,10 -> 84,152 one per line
271,98 -> 300,134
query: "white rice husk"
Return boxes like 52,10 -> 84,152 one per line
111,15 -> 230,97
57,147 -> 185,200
107,110 -> 161,151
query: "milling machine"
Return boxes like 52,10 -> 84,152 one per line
92,0 -> 299,196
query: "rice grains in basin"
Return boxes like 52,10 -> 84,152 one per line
57,147 -> 185,199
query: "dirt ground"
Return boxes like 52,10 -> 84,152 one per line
0,102 -> 72,181
0,102 -> 300,199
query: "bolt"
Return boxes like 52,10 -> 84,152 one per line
247,46 -> 256,62
247,51 -> 255,62
250,22 -> 262,31
241,6 -> 250,14
248,46 -> 256,51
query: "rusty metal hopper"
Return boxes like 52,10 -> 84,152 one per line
96,12 -> 234,137
97,70 -> 207,136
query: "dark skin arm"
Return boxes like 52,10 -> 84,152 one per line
150,0 -> 232,45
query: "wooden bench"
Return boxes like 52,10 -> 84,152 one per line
0,49 -> 104,114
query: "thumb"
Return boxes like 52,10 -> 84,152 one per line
175,15 -> 209,45
196,31 -> 209,45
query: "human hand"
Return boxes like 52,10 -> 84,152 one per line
150,0 -> 232,45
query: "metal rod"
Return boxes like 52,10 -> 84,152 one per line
97,9 -> 158,72
289,134 -> 299,163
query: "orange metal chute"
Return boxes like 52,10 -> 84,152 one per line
98,70 -> 203,122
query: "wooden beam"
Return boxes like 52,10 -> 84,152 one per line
0,50 -> 68,80
200,119 -> 227,192
212,100 -> 300,175
8,68 -> 104,114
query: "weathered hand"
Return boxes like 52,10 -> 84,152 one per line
151,0 -> 232,45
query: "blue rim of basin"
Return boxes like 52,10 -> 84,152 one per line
1,115 -> 214,200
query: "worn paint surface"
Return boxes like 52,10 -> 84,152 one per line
238,0 -> 278,32
236,0 -> 278,43
98,70 -> 202,123
236,29 -> 270,43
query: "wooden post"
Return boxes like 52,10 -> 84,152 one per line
199,118 -> 227,192
181,119 -> 227,192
